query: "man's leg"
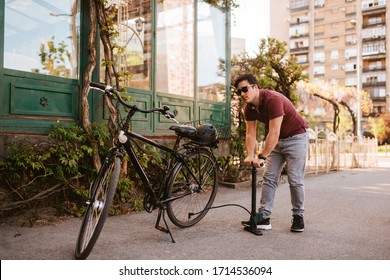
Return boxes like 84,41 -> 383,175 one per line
283,132 -> 309,232
259,146 -> 285,218
283,133 -> 308,216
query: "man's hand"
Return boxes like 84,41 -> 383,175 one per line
243,156 -> 265,168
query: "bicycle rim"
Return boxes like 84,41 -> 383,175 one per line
75,156 -> 121,260
166,148 -> 218,228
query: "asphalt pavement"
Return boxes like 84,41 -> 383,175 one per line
1,156 -> 390,260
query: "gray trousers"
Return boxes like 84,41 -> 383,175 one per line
259,131 -> 309,218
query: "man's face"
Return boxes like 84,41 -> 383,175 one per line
236,80 -> 257,104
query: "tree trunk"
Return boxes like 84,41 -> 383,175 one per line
95,0 -> 119,138
80,0 -> 101,171
339,100 -> 357,136
313,93 -> 340,133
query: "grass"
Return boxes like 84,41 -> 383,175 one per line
378,144 -> 390,153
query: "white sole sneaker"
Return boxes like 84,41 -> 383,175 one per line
258,223 -> 272,230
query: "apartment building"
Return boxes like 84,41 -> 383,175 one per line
270,0 -> 390,123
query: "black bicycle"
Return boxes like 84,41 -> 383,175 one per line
75,82 -> 223,259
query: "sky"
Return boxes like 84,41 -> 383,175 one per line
230,0 -> 270,55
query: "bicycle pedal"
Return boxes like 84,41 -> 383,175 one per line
155,225 -> 169,234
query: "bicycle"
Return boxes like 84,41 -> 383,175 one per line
75,82 -> 222,260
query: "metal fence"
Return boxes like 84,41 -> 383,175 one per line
306,127 -> 378,174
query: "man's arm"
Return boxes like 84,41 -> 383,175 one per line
260,116 -> 282,158
244,120 -> 257,163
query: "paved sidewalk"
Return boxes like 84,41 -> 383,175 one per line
1,156 -> 390,260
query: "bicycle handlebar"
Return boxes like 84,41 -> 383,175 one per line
89,82 -> 178,122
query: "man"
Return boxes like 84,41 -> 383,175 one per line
234,74 -> 309,232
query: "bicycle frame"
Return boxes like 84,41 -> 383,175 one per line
120,128 -> 211,206
119,129 -> 179,204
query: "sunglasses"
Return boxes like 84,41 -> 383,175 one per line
235,84 -> 255,96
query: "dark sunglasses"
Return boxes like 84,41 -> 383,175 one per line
235,84 -> 255,96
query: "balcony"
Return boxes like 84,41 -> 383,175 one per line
290,4 -> 309,12
362,46 -> 386,57
290,32 -> 309,39
289,18 -> 309,26
290,46 -> 309,53
362,35 -> 386,42
363,20 -> 386,28
371,96 -> 386,102
362,66 -> 386,72
362,81 -> 386,88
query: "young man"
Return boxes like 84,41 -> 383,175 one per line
234,74 -> 309,232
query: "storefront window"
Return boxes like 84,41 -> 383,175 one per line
103,0 -> 152,90
197,1 -> 226,102
156,0 -> 195,96
4,0 -> 80,78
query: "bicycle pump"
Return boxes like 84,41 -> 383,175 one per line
242,162 -> 263,236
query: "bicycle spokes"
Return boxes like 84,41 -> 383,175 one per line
75,157 -> 120,260
166,149 -> 218,228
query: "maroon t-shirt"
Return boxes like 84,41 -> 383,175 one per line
244,89 -> 308,139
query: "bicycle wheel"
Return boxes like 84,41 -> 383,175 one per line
75,155 -> 121,260
166,148 -> 218,228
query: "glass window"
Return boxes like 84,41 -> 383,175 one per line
197,1 -> 226,102
330,50 -> 339,59
345,77 -> 357,86
314,52 -> 325,62
156,0 -> 195,96
102,0 -> 152,90
295,54 -> 308,63
331,64 -> 339,71
314,39 -> 324,48
314,0 -> 325,8
291,0 -> 309,9
314,66 -> 325,75
345,34 -> 357,45
4,0 -> 80,78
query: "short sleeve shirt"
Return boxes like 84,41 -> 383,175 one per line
243,89 -> 308,139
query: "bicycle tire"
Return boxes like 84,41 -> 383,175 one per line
74,155 -> 121,260
166,148 -> 218,228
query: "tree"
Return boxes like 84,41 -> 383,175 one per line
378,112 -> 390,144
80,0 -> 132,170
37,37 -> 71,77
80,0 -> 100,170
203,0 -> 239,10
367,117 -> 388,144
295,80 -> 373,136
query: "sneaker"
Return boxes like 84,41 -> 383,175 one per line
291,215 -> 304,232
241,216 -> 272,230
258,218 -> 272,230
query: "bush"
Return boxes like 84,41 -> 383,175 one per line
0,124 -> 107,217
0,123 -> 156,218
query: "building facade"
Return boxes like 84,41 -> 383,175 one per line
0,0 -> 232,148
271,0 -> 390,132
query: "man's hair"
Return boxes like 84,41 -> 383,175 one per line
233,74 -> 258,89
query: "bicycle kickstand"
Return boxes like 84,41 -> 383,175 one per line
155,208 -> 176,243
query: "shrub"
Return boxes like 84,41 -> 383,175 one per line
0,123 -> 151,218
